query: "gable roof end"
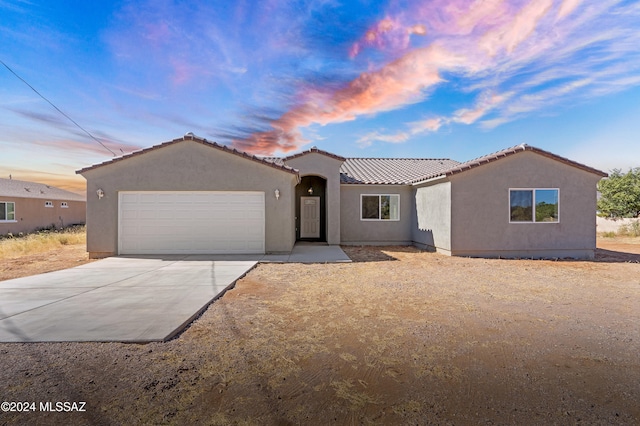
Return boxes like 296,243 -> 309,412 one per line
76,134 -> 299,175
283,146 -> 346,162
412,144 -> 608,183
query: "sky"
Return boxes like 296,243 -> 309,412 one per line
1,0 -> 639,194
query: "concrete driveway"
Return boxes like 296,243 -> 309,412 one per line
0,255 -> 258,343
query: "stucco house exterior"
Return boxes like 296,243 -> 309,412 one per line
0,178 -> 86,236
77,134 -> 606,259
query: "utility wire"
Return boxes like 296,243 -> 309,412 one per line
1,59 -> 116,156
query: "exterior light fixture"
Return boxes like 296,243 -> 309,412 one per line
96,188 -> 104,199
307,187 -> 313,195
274,189 -> 280,200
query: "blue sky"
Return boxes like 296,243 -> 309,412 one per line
1,0 -> 639,193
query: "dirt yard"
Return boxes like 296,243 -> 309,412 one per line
1,241 -> 639,425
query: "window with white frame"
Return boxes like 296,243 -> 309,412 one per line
510,189 -> 559,223
45,201 -> 53,208
0,202 -> 16,221
61,202 -> 68,208
361,194 -> 400,221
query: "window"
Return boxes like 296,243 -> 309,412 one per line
361,194 -> 400,221
61,202 -> 68,208
45,201 -> 53,208
0,202 -> 16,221
510,189 -> 559,223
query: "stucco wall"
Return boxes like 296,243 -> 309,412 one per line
412,180 -> 452,252
80,140 -> 297,257
0,197 -> 85,235
340,185 -> 412,245
449,151 -> 602,259
285,153 -> 343,244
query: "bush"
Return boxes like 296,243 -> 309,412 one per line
618,220 -> 640,237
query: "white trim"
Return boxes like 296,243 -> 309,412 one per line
61,202 -> 69,208
360,194 -> 401,221
0,201 -> 16,221
45,201 -> 54,208
509,188 -> 560,224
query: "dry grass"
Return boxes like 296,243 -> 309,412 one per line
599,219 -> 640,238
0,225 -> 86,259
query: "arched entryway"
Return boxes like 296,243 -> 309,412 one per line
295,175 -> 327,242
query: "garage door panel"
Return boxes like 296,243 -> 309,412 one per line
119,191 -> 265,254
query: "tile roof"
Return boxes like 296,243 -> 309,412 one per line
0,178 -> 86,201
76,134 -> 299,175
76,135 -> 607,186
339,158 -> 461,184
411,143 -> 608,182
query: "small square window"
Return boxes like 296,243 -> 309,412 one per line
61,202 -> 68,208
45,201 -> 53,208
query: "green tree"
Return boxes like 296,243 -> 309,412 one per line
597,168 -> 640,218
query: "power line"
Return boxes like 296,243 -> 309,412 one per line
0,59 -> 116,156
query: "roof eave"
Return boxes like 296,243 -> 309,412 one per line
76,135 -> 300,176
410,174 -> 448,186
437,144 -> 608,178
283,147 -> 346,162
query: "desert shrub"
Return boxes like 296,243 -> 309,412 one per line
618,220 -> 640,237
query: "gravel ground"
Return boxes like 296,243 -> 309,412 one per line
1,244 -> 639,425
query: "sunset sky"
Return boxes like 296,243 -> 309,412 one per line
1,0 -> 639,194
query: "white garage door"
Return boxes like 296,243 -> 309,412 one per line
118,192 -> 265,255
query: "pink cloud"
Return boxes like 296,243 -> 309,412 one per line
453,91 -> 511,124
349,16 -> 427,58
233,44 -> 469,154
360,90 -> 512,147
479,0 -> 553,56
237,0 -> 634,154
557,0 -> 582,19
410,117 -> 444,134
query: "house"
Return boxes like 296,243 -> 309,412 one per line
77,134 -> 606,259
0,178 -> 86,235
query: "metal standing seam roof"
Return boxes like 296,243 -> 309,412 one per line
0,178 -> 86,201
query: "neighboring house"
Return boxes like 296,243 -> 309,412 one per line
77,134 -> 607,259
0,178 -> 86,235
